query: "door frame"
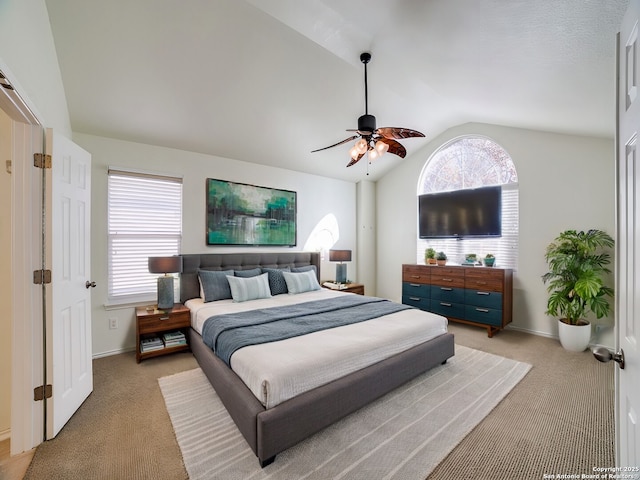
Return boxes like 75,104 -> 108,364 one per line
1,61 -> 46,455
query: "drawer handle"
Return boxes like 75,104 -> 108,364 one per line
476,291 -> 490,296
475,281 -> 487,285
441,278 -> 453,282
440,302 -> 452,307
411,275 -> 421,279
475,308 -> 490,313
409,283 -> 421,287
159,316 -> 170,321
440,287 -> 452,291
409,297 -> 421,301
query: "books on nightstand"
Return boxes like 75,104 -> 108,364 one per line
140,336 -> 164,353
162,331 -> 187,347
140,331 -> 186,353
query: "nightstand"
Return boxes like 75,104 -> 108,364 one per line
322,282 -> 365,295
135,303 -> 191,363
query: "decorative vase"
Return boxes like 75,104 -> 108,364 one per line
436,259 -> 447,266
484,257 -> 495,267
426,258 -> 436,265
557,319 -> 591,352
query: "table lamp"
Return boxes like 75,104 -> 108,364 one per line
148,256 -> 183,309
329,249 -> 351,284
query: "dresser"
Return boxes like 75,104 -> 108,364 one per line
402,264 -> 513,337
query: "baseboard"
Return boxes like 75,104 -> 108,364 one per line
0,428 -> 10,442
92,346 -> 135,359
506,324 -> 557,339
506,324 -> 614,350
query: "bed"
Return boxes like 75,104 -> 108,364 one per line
180,252 -> 455,467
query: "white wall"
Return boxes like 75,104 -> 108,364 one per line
356,180 -> 377,295
73,133 -> 357,357
377,122 -> 616,347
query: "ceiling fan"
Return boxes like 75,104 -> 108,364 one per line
311,52 -> 425,167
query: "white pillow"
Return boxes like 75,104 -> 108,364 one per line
282,270 -> 321,294
226,273 -> 272,302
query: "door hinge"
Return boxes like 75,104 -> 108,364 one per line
34,384 -> 52,401
33,153 -> 52,169
33,269 -> 52,285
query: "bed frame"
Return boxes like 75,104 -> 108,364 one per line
180,252 -> 455,467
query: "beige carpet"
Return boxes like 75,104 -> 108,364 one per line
159,346 -> 530,480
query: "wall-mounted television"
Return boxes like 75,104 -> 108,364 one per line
418,186 -> 502,239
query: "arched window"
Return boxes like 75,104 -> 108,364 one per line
417,136 -> 519,269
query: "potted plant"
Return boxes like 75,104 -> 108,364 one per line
435,251 -> 447,266
542,229 -> 614,352
425,248 -> 437,265
483,253 -> 495,267
465,253 -> 478,265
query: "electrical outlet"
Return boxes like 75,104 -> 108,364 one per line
109,318 -> 118,330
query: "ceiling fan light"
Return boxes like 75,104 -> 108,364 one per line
355,138 -> 368,154
350,146 -> 360,160
375,140 -> 389,155
369,148 -> 379,161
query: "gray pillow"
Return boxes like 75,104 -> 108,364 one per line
261,267 -> 291,295
234,268 -> 262,278
292,265 -> 317,276
198,269 -> 234,302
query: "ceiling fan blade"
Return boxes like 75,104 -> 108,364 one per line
377,137 -> 407,158
311,135 -> 359,153
346,152 -> 366,167
376,127 -> 425,140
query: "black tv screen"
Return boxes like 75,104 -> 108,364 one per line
418,186 -> 502,238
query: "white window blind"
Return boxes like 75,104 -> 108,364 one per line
107,169 -> 183,305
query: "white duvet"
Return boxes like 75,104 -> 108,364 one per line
186,289 -> 448,409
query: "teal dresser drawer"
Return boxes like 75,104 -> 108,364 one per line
431,286 -> 465,303
464,290 -> 503,309
402,295 -> 430,310
465,305 -> 503,326
402,282 -> 430,298
430,300 -> 465,319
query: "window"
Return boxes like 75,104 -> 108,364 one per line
417,136 -> 519,269
107,168 -> 183,305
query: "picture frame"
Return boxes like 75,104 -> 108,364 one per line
206,178 -> 297,246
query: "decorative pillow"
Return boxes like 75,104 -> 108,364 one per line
198,269 -> 234,302
234,268 -> 262,278
261,267 -> 291,295
282,270 -> 322,294
291,265 -> 317,275
226,273 -> 272,302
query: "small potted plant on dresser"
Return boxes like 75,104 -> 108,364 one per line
425,248 -> 437,265
483,253 -> 495,267
435,251 -> 447,266
465,253 -> 478,265
542,229 -> 614,352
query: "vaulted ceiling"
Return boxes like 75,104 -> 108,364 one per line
45,0 -> 628,182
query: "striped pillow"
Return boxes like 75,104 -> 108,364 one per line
226,273 -> 272,302
282,270 -> 321,294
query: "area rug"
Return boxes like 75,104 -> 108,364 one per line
159,345 -> 530,480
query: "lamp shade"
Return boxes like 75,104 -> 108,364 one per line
329,250 -> 352,262
148,256 -> 183,274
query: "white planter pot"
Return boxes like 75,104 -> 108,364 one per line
558,319 -> 591,352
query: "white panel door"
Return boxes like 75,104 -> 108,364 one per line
46,130 -> 93,438
617,0 -> 640,467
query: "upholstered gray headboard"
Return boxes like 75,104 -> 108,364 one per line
179,251 -> 321,303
